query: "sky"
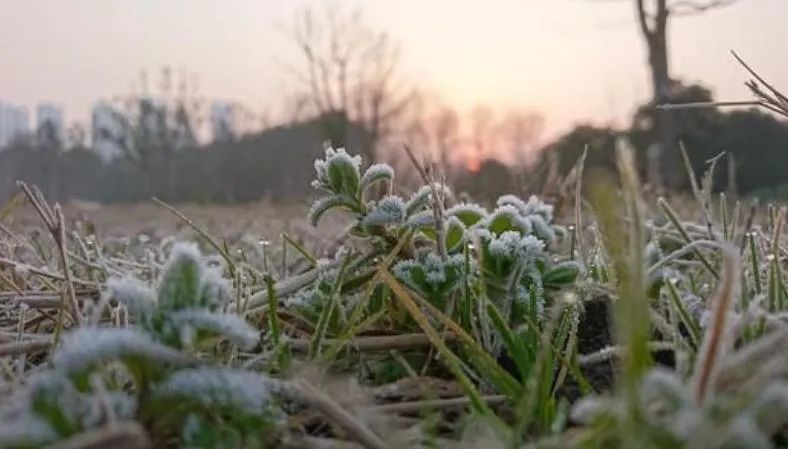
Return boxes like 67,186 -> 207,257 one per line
2,0 -> 787,140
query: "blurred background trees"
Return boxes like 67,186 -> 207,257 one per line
2,0 -> 787,206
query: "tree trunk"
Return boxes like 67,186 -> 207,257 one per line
647,28 -> 681,191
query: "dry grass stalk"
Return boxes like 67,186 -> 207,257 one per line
690,245 -> 740,404
288,333 -> 455,353
44,422 -> 150,449
284,378 -> 392,449
0,338 -> 53,357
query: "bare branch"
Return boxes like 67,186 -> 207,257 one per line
670,0 -> 741,15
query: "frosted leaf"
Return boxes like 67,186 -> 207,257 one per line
308,195 -> 357,226
312,147 -> 362,196
405,183 -> 452,216
393,253 -> 467,298
523,195 -> 554,222
158,242 -> 204,311
405,210 -> 435,228
25,370 -> 82,414
53,327 -> 194,375
638,369 -> 690,413
718,416 -> 771,449
364,195 -> 406,226
667,408 -> 703,441
528,214 -> 556,243
0,417 -> 57,447
570,396 -> 610,424
106,276 -> 157,320
750,381 -> 788,433
168,309 -> 259,350
392,259 -> 419,287
518,235 -> 545,261
360,163 -> 394,190
286,268 -> 339,310
487,231 -> 523,260
444,216 -> 467,251
484,205 -> 532,236
446,202 -> 487,227
198,266 -> 233,309
496,194 -> 529,215
286,287 -> 321,310
154,367 -> 276,415
80,392 -> 138,428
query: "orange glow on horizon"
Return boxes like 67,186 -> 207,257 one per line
466,155 -> 481,173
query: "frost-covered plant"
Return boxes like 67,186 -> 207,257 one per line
471,206 -> 579,327
108,242 -> 257,350
150,367 -> 281,448
393,252 -> 470,309
568,368 -> 788,449
307,146 -> 453,242
0,242 -> 279,449
308,147 -> 393,227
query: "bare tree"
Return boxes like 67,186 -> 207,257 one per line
587,0 -> 742,188
288,3 -> 417,162
115,68 -> 203,199
635,0 -> 743,189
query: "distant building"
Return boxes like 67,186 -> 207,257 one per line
0,101 -> 30,149
210,101 -> 236,143
36,103 -> 64,147
91,102 -> 127,162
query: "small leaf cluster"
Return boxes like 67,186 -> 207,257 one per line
0,243 -> 279,449
307,146 -> 453,241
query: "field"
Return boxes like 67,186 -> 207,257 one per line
1,146 -> 787,449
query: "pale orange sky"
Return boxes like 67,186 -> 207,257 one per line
2,0 -> 787,138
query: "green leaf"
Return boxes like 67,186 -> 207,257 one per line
486,206 -> 530,236
360,163 -> 394,193
487,301 -> 533,381
543,261 -> 581,288
308,195 -> 359,226
327,153 -> 361,197
444,217 -> 466,252
158,243 -> 203,310
447,203 -> 487,227
363,196 -> 406,227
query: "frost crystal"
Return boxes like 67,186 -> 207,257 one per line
168,309 -> 259,350
154,367 -> 276,415
364,195 -> 406,226
53,327 -> 193,374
